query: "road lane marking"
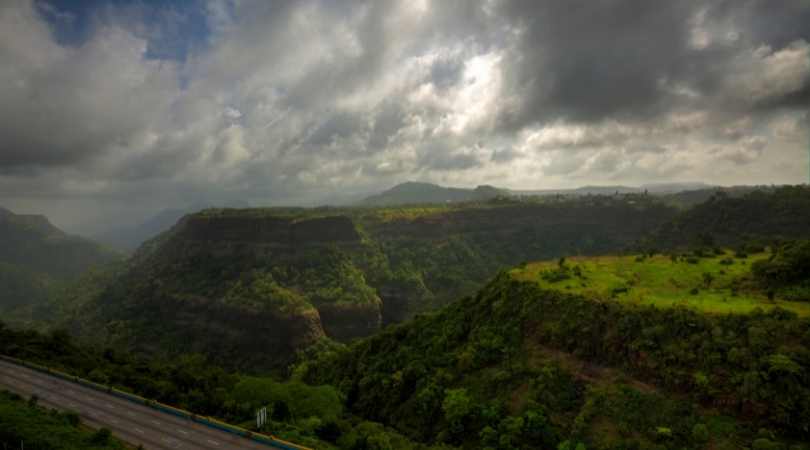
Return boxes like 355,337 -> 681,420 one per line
152,420 -> 161,425
207,439 -> 220,446
162,437 -> 183,448
176,428 -> 188,435
134,427 -> 144,434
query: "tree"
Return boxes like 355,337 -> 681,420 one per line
702,272 -> 714,288
442,388 -> 473,434
692,423 -> 710,443
271,400 -> 291,422
90,427 -> 112,444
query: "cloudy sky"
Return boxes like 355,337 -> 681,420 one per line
1,0 -> 809,231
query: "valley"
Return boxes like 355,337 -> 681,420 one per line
2,186 -> 810,449
4,3 -> 809,448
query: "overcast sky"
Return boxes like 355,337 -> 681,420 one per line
1,0 -> 809,232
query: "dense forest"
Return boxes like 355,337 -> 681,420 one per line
0,207 -> 120,327
45,192 -> 680,371
299,241 -> 810,449
2,186 -> 810,449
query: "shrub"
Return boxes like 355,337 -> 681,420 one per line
91,428 -> 112,444
692,423 -> 710,442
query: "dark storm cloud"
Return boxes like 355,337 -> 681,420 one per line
493,0 -> 810,129
304,111 -> 367,147
369,101 -> 407,150
710,0 -> 810,49
494,0 -> 700,128
1,0 -> 808,231
430,55 -> 465,90
418,142 -> 480,171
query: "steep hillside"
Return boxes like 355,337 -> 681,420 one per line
0,207 -> 120,320
56,187 -> 810,372
301,250 -> 810,449
0,207 -> 118,278
646,185 -> 810,248
63,196 -> 678,371
66,214 -> 378,371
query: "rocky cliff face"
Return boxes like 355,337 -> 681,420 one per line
179,214 -> 361,245
73,212 -> 382,370
69,198 -> 681,370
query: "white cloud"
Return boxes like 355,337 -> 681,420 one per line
0,0 -> 808,230
725,40 -> 810,104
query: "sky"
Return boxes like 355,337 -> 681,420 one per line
0,0 -> 809,232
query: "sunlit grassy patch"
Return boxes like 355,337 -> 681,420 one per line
509,252 -> 810,317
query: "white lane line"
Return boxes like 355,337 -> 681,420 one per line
207,439 -> 220,446
152,420 -> 161,425
134,427 -> 145,434
176,429 -> 188,435
162,437 -> 183,448
105,402 -> 114,408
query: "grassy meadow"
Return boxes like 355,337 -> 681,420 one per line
510,250 -> 810,317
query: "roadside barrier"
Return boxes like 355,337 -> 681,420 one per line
0,355 -> 312,450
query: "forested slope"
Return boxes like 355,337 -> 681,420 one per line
59,195 -> 677,371
645,185 -> 810,249
300,253 -> 810,449
0,207 -> 120,324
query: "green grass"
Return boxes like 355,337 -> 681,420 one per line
509,251 -> 810,317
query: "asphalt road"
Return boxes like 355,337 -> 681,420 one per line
0,359 -> 281,450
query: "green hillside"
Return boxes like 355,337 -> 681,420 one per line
511,251 -> 810,316
300,245 -> 810,449
48,187 -> 810,373
0,390 -> 126,449
645,185 -> 810,248
59,194 -> 677,371
0,207 -> 120,324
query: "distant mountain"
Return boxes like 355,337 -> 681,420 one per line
0,207 -> 120,316
362,181 -> 717,206
660,185 -> 768,209
513,182 -> 714,197
360,182 -> 508,206
641,182 -> 712,193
